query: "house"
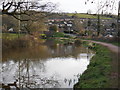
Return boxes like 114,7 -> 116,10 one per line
8,28 -> 14,32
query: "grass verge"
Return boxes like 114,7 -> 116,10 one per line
74,42 -> 113,88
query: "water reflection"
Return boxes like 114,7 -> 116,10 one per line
2,42 -> 94,88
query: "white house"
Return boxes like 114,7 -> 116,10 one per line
8,28 -> 14,32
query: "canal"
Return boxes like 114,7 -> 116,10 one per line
1,40 -> 94,88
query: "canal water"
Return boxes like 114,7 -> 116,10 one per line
1,41 -> 94,88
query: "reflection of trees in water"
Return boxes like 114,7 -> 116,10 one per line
47,43 -> 80,58
2,58 -> 61,89
47,43 -> 94,59
2,41 -> 94,89
63,73 -> 82,87
2,45 -> 51,61
64,78 -> 76,87
3,58 -> 88,88
17,59 -> 50,88
86,47 -> 95,60
3,41 -> 94,62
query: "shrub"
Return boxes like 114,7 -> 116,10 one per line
2,37 -> 30,51
74,39 -> 82,46
53,32 -> 65,37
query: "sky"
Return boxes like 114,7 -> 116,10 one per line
47,0 -> 119,15
0,0 -> 119,15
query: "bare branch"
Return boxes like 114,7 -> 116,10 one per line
2,1 -> 56,21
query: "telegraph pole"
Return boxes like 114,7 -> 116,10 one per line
97,1 -> 100,37
118,1 -> 120,37
18,6 -> 21,38
97,14 -> 100,36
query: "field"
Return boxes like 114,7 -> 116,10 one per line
67,13 -> 112,19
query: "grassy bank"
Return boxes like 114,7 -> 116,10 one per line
74,42 -> 113,88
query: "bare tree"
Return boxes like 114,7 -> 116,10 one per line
1,0 -> 56,21
1,0 -> 57,36
85,0 -> 117,14
85,0 -> 117,36
72,15 -> 84,35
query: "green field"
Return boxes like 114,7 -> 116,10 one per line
67,13 -> 112,19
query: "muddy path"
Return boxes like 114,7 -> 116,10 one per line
83,40 -> 120,53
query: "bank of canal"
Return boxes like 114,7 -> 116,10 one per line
74,42 -> 118,88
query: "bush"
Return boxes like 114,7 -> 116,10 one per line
2,38 -> 30,51
74,39 -> 82,46
49,25 -> 58,32
64,35 -> 72,38
40,34 -> 46,39
52,32 -> 65,37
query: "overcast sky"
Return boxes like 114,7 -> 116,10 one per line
48,0 -> 119,15
0,0 -> 119,15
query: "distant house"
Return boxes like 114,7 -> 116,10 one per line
8,28 -> 14,32
105,34 -> 113,38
